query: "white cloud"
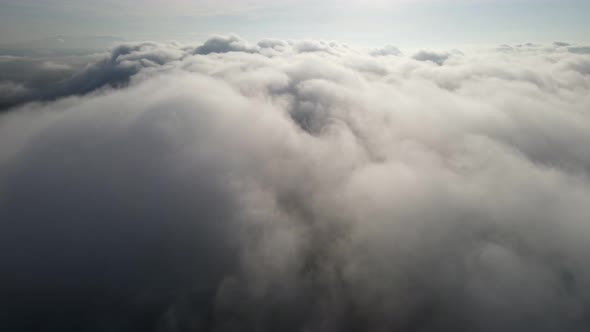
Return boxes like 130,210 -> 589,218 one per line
1,36 -> 590,331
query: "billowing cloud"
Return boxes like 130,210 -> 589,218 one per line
1,36 -> 590,332
569,46 -> 590,55
370,44 -> 402,57
0,42 -> 185,110
412,49 -> 452,65
0,54 -> 85,109
194,35 -> 257,55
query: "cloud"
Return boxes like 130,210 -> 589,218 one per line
257,38 -> 287,49
370,44 -> 402,57
569,46 -> 590,55
0,37 -> 360,110
0,42 -> 185,110
412,49 -> 452,65
0,54 -> 82,109
194,35 -> 258,55
1,36 -> 590,331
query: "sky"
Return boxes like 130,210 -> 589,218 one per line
0,0 -> 589,47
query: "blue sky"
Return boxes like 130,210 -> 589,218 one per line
0,0 -> 588,47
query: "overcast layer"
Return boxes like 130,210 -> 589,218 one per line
1,36 -> 590,331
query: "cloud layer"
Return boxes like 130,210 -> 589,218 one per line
1,36 -> 590,332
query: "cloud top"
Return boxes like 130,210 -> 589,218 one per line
1,35 -> 590,331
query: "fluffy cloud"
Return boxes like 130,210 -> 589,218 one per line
0,42 -> 186,110
0,54 -> 85,109
370,44 -> 402,57
412,49 -> 452,65
1,36 -> 590,332
194,35 -> 258,55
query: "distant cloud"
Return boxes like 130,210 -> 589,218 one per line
412,49 -> 452,65
569,46 -> 590,55
257,39 -> 287,49
194,35 -> 258,55
370,44 -> 402,56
